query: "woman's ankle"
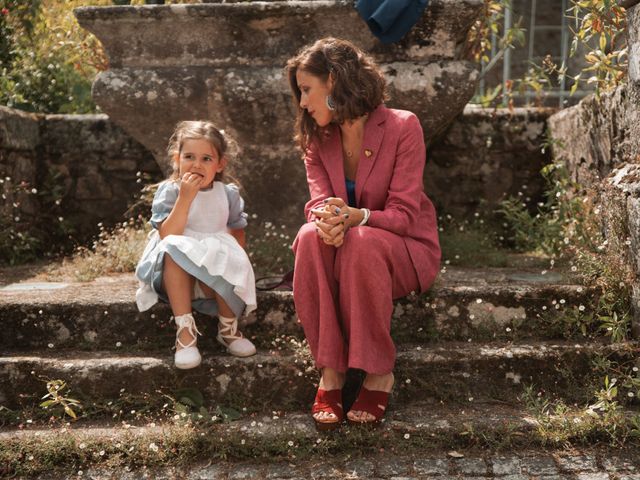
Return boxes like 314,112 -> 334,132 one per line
319,367 -> 345,390
363,372 -> 395,392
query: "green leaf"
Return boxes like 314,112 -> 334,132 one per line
179,396 -> 197,408
64,405 -> 77,419
216,406 -> 241,422
174,402 -> 189,414
174,388 -> 204,408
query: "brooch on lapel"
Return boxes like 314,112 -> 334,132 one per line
364,149 -> 373,157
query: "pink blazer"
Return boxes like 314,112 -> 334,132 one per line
303,104 -> 441,292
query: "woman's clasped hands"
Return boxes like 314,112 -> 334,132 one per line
311,197 -> 362,248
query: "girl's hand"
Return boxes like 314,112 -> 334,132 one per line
179,172 -> 203,201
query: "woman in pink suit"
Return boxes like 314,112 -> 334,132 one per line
286,38 -> 441,430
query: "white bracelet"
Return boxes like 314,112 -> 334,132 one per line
358,208 -> 370,226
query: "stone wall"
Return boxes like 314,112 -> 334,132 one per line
0,108 -> 40,222
0,106 -> 161,249
546,4 -> 640,333
427,106 -> 552,216
1,103 -> 552,258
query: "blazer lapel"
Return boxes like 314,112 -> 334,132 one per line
320,126 -> 349,202
355,105 -> 386,206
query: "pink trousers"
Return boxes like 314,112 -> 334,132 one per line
292,222 -> 420,375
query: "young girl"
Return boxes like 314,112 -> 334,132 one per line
135,121 -> 257,369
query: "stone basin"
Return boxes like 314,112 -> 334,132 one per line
75,0 -> 483,220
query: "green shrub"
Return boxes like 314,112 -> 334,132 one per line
0,0 -> 108,114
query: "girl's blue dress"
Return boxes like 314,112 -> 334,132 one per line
135,180 -> 256,318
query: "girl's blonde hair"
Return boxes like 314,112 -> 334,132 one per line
167,120 -> 238,184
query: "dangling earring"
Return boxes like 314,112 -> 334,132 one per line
326,95 -> 336,111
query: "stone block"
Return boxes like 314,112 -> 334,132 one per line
452,457 -> 489,476
189,464 -> 227,479
520,456 -> 559,476
427,107 -> 550,216
376,457 -> 412,477
492,456 -> 522,476
547,85 -> 634,188
603,455 -> 638,473
555,455 -> 598,473
228,465 -> 262,480
344,459 -> 376,478
0,106 -> 39,151
575,474 -> 609,480
629,7 -> 640,84
413,458 -> 449,476
75,1 -> 484,68
76,174 -> 113,200
264,462 -> 299,478
102,158 -> 139,172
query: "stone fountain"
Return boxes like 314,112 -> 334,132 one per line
75,0 -> 483,220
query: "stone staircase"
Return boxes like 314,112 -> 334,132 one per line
1,262 -> 639,478
3,1 -> 640,476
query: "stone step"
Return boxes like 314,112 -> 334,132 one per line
1,340 -> 635,410
0,267 -> 593,352
1,402 -> 639,479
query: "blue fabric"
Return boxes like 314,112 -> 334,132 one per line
149,181 -> 248,230
346,179 -> 357,207
355,0 -> 429,44
150,181 -> 179,230
225,183 -> 249,229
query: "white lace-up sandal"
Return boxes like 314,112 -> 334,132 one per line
217,315 -> 256,357
174,313 -> 203,369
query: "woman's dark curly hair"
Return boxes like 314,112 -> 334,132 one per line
286,37 -> 388,152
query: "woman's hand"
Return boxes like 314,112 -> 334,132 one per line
179,172 -> 203,202
313,211 -> 346,247
311,197 -> 351,248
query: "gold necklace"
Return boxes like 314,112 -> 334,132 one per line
343,114 -> 367,159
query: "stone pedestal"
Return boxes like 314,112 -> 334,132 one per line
75,0 -> 482,222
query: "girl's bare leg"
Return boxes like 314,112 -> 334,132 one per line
162,254 -> 196,350
195,282 -> 234,317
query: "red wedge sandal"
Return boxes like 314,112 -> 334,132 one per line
346,387 -> 390,426
311,388 -> 344,431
